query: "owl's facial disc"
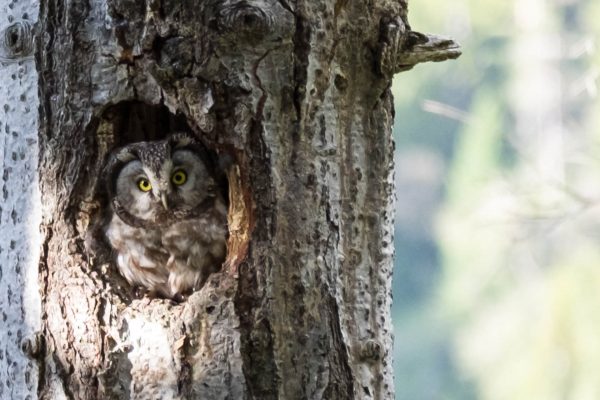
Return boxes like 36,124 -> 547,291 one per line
114,160 -> 159,220
137,177 -> 152,192
146,177 -> 170,211
129,164 -> 168,212
156,169 -> 188,210
171,169 -> 187,186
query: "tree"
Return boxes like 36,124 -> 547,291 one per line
0,0 -> 459,398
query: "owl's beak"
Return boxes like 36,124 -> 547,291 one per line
161,193 -> 170,210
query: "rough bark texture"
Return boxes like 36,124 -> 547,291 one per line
0,3 -> 41,399
30,0 -> 458,399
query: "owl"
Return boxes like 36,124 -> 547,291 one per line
103,133 -> 228,299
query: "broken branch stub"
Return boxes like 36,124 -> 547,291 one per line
377,16 -> 462,76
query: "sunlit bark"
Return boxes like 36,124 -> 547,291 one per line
0,0 -> 458,398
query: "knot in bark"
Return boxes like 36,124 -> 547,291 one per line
21,331 -> 44,359
358,339 -> 383,363
0,20 -> 34,61
217,1 -> 273,41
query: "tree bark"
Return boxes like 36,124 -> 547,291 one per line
2,0 -> 458,399
0,5 -> 42,399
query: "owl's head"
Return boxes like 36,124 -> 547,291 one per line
106,133 -> 219,225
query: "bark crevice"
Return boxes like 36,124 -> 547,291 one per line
29,0 -> 449,397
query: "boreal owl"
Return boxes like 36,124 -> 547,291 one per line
103,133 -> 227,299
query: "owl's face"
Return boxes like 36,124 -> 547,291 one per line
104,133 -> 228,298
111,136 -> 216,222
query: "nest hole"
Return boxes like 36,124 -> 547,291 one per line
89,101 -> 251,301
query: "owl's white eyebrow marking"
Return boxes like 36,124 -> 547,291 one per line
160,159 -> 174,179
133,174 -> 149,182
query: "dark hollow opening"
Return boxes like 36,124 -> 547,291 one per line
102,102 -> 190,144
92,101 -> 230,301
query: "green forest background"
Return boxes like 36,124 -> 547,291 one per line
391,0 -> 600,399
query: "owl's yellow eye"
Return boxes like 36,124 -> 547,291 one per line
172,170 -> 187,186
137,178 -> 152,192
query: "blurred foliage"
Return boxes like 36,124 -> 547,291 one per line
392,0 -> 600,399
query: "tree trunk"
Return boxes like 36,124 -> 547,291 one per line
0,4 -> 42,399
1,0 -> 459,398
